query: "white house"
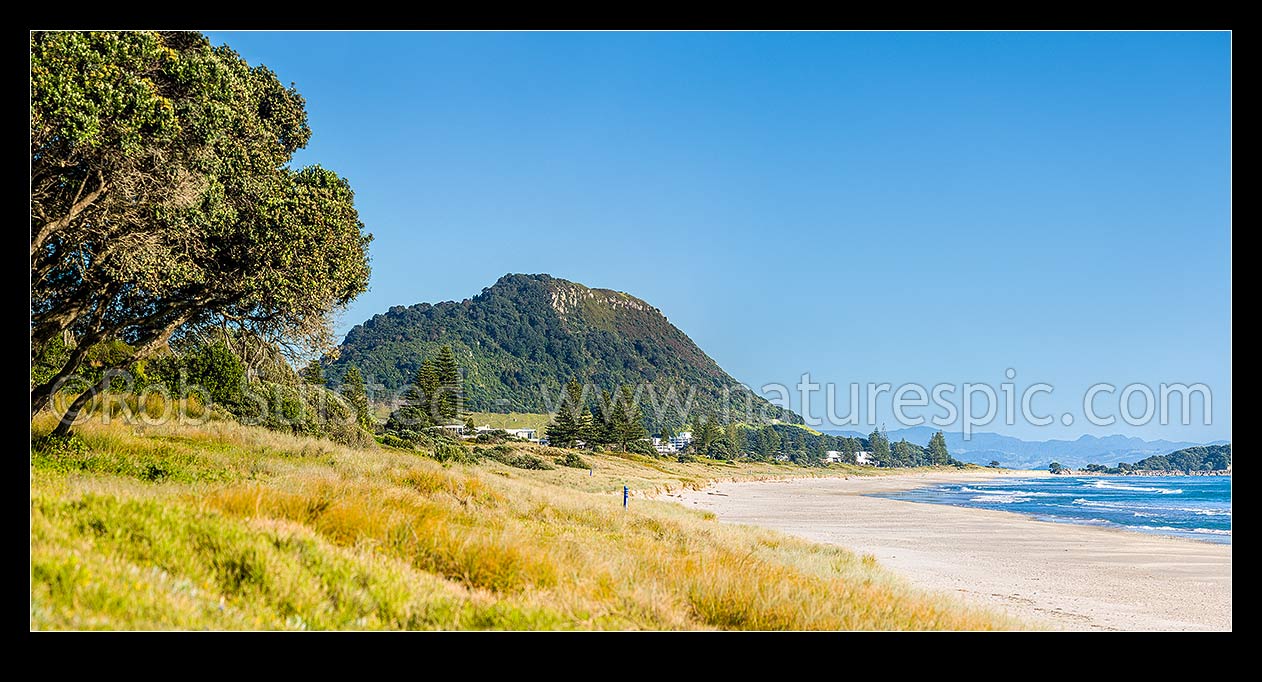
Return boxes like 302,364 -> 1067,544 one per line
504,428 -> 538,441
669,431 -> 693,451
855,450 -> 875,466
823,450 -> 842,463
472,425 -> 539,442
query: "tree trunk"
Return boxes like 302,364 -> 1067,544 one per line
49,372 -> 112,438
33,311 -> 193,423
30,330 -> 103,418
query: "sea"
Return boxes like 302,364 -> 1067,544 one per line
876,475 -> 1232,544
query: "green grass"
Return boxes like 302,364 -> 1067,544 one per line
30,411 -> 1018,630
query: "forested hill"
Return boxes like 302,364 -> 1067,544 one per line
327,274 -> 802,426
1084,443 -> 1232,474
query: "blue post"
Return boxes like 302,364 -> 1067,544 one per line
623,485 -> 629,509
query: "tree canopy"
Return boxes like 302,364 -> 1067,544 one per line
31,31 -> 372,435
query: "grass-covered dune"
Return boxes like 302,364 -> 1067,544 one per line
30,414 -> 1015,630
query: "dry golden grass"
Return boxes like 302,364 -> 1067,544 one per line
30,413 -> 1019,630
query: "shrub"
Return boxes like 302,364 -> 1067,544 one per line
481,446 -> 553,471
626,439 -> 657,456
432,442 -> 478,465
149,341 -> 245,409
327,421 -> 376,449
556,452 -> 588,469
378,433 -> 413,450
474,430 -> 510,444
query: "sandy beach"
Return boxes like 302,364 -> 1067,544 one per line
668,471 -> 1231,630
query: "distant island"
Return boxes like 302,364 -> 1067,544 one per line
1049,444 -> 1231,476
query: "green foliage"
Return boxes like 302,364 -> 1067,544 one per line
1081,444 -> 1231,474
474,430 -> 511,444
301,361 -> 325,386
432,442 -> 477,465
556,452 -> 589,469
608,385 -> 649,451
339,366 -> 373,431
625,439 -> 657,457
752,425 -> 783,460
32,334 -> 73,386
928,431 -> 951,466
705,437 -> 737,460
31,30 -> 371,432
324,274 -> 801,429
545,379 -> 589,448
869,429 -> 891,466
151,341 -> 245,410
480,446 -> 554,470
384,348 -> 472,443
434,345 -> 462,421
694,416 -> 722,454
1048,461 -> 1064,474
229,380 -> 372,449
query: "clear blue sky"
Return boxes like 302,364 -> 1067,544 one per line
207,31 -> 1231,442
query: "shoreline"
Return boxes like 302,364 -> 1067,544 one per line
666,471 -> 1231,631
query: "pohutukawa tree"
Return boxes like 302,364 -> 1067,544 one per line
30,31 -> 372,435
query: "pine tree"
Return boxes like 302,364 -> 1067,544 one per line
809,435 -> 827,463
695,415 -> 721,454
434,345 -> 461,421
839,436 -> 857,463
592,389 -> 616,446
579,405 -> 600,446
405,359 -> 440,425
725,423 -> 744,458
928,431 -> 951,466
612,385 -> 648,450
300,360 -> 324,386
546,379 -> 588,447
340,365 -> 373,431
869,427 -> 891,466
893,438 -> 915,467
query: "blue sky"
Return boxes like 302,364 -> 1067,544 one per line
208,31 -> 1231,442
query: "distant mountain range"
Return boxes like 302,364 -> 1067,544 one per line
822,426 -> 1229,469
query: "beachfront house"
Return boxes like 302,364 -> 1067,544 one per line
669,431 -> 693,451
439,424 -> 466,436
824,450 -> 842,463
504,428 -> 539,442
855,450 -> 875,466
473,425 -> 539,442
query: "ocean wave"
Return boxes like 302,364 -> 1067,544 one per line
960,486 -> 1068,497
1071,498 -> 1231,516
1124,525 -> 1232,536
969,495 -> 1031,504
1090,480 -> 1182,494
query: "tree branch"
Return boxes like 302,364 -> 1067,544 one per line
31,171 -> 107,256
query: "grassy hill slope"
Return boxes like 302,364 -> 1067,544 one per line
31,416 -> 1012,630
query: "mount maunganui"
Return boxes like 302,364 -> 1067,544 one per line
327,274 -> 802,427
